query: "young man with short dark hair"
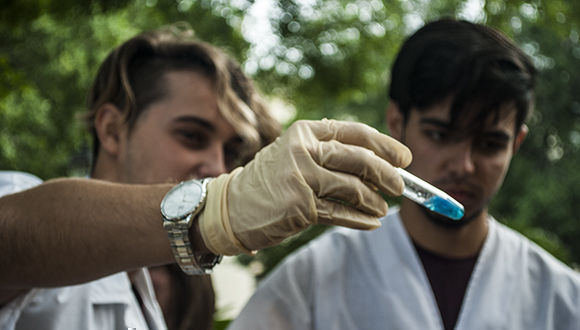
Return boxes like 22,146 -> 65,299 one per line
230,19 -> 580,330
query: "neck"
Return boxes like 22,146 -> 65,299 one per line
399,200 -> 489,258
91,156 -> 121,182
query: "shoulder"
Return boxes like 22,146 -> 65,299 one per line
231,210 -> 404,330
265,207 -> 403,283
0,171 -> 42,197
6,271 -> 156,329
493,220 -> 578,276
318,207 -> 402,247
295,207 -> 400,259
492,220 -> 580,300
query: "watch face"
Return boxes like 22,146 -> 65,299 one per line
161,180 -> 204,219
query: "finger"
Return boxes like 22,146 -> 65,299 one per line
302,167 -> 389,215
305,119 -> 413,168
309,140 -> 405,196
315,198 -> 384,230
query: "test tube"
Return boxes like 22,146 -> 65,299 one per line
396,168 -> 464,220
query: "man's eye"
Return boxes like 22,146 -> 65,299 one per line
224,142 -> 246,169
224,148 -> 241,168
178,131 -> 208,149
424,130 -> 448,142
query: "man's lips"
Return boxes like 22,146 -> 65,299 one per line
444,187 -> 477,205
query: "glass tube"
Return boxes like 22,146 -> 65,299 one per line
396,168 -> 464,220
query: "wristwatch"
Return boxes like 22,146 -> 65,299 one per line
160,178 -> 222,275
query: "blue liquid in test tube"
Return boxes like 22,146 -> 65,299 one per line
396,168 -> 464,220
423,196 -> 465,220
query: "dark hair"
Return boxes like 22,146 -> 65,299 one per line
85,23 -> 280,170
160,264 -> 215,330
388,18 -> 536,132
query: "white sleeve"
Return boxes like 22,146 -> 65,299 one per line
0,171 -> 42,197
0,290 -> 41,330
228,249 -> 315,330
0,171 -> 43,330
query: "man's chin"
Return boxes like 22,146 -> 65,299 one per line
421,207 -> 482,230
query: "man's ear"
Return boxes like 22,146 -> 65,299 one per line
513,124 -> 528,153
94,103 -> 125,157
386,101 -> 404,141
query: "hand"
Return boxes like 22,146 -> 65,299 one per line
198,119 -> 412,255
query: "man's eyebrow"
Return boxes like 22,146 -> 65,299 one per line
419,117 -> 513,141
481,130 -> 512,142
173,115 -> 243,143
173,116 -> 215,132
418,117 -> 450,128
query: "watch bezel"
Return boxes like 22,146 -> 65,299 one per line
161,179 -> 206,221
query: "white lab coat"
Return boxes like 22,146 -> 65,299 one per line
230,207 -> 580,330
0,171 -> 167,330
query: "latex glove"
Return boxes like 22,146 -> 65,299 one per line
199,119 -> 412,255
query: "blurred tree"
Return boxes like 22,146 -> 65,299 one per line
0,0 -> 248,178
484,0 -> 580,265
241,0 -> 580,276
1,0 -> 578,283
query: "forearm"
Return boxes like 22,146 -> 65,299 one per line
0,178 -> 179,288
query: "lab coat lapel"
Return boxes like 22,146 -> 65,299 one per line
376,212 -> 445,329
455,219 -> 518,330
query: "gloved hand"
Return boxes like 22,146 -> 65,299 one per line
198,119 -> 412,255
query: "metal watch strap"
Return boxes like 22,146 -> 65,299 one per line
165,216 -> 222,275
165,215 -> 202,274
164,178 -> 222,275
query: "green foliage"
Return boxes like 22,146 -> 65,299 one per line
484,0 -> 580,264
0,0 -> 248,178
234,0 -> 580,275
213,319 -> 231,330
1,0 -> 579,282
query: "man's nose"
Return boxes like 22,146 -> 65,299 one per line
198,144 -> 227,178
447,141 -> 476,176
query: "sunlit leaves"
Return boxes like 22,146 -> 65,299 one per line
0,0 -> 244,178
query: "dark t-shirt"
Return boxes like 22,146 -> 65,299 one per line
413,242 -> 479,330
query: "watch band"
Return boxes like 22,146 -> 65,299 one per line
164,214 -> 202,274
164,215 -> 222,275
163,178 -> 222,275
